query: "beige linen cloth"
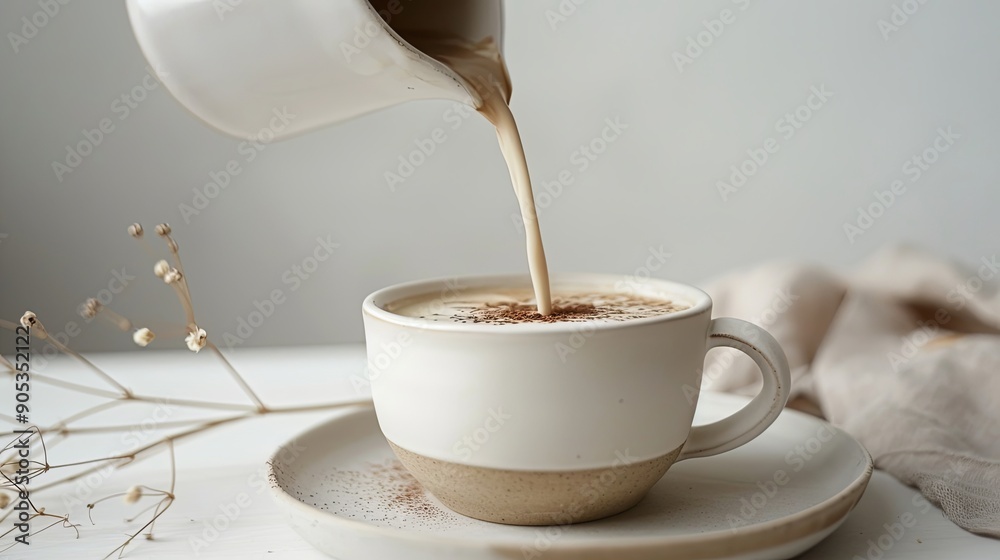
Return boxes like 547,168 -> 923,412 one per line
701,245 -> 1000,537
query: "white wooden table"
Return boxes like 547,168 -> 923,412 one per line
5,346 -> 998,559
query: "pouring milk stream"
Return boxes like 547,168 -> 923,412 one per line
126,0 -> 553,314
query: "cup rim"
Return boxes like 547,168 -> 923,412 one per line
362,273 -> 713,333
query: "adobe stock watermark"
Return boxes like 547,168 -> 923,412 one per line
613,246 -> 673,295
885,254 -> 999,371
672,0 -> 754,73
221,235 -> 339,348
383,128 -> 448,192
452,407 -> 511,462
211,0 -> 246,20
878,0 -> 932,42
349,332 -> 412,394
726,423 -> 836,531
843,127 -> 959,244
544,0 -> 590,30
350,277 -> 467,393
190,439 -> 306,555
554,245 -> 671,363
521,449 -> 639,559
179,106 -> 297,224
7,0 -> 74,54
61,399 -> 175,512
385,77 -> 506,192
339,0 -> 413,63
30,267 -> 135,373
512,116 -> 628,231
716,84 -> 834,202
52,66 -> 165,183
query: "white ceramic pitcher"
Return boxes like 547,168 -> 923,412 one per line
126,0 -> 503,138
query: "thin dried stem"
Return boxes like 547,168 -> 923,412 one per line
96,308 -> 132,332
30,399 -> 368,493
29,417 -> 228,436
206,341 -> 267,412
0,364 -> 123,399
29,319 -> 132,397
167,440 -> 176,495
134,236 -> 158,262
161,231 -> 197,328
145,441 -> 177,539
87,491 -> 131,510
127,395 -> 255,412
53,400 -> 124,430
0,363 -> 258,412
101,496 -> 173,559
169,283 -> 197,330
123,500 -> 161,523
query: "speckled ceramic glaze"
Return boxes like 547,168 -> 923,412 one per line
267,392 -> 873,560
388,441 -> 684,525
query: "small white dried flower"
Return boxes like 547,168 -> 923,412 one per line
153,260 -> 170,278
80,297 -> 101,319
132,328 -> 155,347
127,223 -> 144,238
155,223 -> 171,236
186,327 -> 207,353
0,492 -> 10,509
124,486 -> 142,504
19,311 -> 37,329
163,268 -> 183,284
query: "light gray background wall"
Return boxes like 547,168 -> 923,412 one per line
2,0 -> 998,352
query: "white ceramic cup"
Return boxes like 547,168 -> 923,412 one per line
362,273 -> 791,525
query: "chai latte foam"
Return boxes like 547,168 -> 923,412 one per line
387,288 -> 690,325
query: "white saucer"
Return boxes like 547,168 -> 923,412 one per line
267,392 -> 873,560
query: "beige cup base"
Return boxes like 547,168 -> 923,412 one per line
387,441 -> 684,526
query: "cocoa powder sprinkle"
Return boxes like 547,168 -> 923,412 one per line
465,294 -> 688,325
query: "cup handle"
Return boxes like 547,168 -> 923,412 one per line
678,317 -> 791,461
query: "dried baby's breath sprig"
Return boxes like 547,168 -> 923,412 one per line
132,328 -> 155,348
127,223 -> 143,238
123,485 -> 142,504
184,327 -> 207,353
10,315 -> 131,396
153,260 -> 170,279
153,226 -> 264,410
162,268 -> 183,285
79,298 -> 101,319
80,299 -> 132,332
0,221 -> 375,557
156,228 -> 199,338
19,311 -> 37,329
